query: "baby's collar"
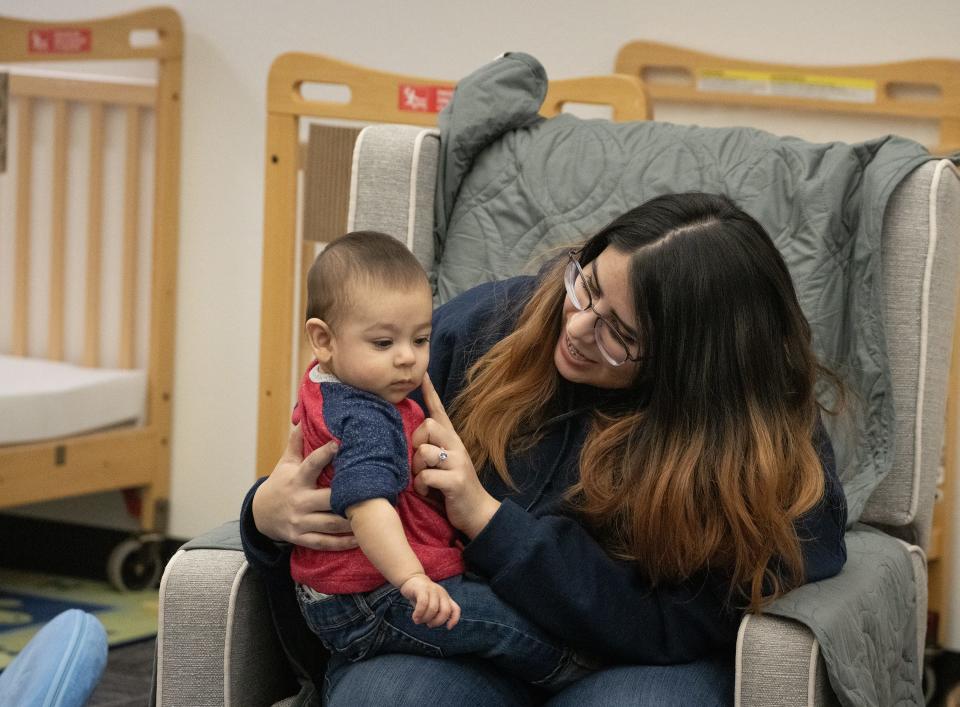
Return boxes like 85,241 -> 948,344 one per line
309,364 -> 340,385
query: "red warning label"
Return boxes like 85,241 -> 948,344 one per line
28,28 -> 92,54
398,84 -> 455,113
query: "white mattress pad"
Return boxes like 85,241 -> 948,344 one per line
0,355 -> 147,445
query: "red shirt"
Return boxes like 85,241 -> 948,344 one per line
289,367 -> 464,593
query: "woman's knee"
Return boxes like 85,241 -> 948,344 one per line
325,654 -> 538,707
545,654 -> 734,707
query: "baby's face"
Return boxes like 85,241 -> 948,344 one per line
326,283 -> 433,403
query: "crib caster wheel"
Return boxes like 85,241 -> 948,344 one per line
107,535 -> 163,591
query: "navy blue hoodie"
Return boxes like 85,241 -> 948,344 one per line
240,276 -> 847,686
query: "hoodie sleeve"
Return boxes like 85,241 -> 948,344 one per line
462,423 -> 847,664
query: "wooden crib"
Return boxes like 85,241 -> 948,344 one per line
0,8 -> 182,588
615,38 -> 960,650
615,41 -> 960,155
256,52 -> 650,476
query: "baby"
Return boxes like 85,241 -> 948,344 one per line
290,231 -> 591,689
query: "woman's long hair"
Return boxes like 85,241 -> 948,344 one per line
451,193 -> 836,611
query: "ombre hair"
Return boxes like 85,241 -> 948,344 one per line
451,193 -> 840,611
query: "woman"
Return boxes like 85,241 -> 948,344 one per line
242,193 -> 847,705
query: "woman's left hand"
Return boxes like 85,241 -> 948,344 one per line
412,373 -> 501,540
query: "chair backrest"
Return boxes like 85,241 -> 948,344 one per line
349,124 -> 960,554
868,160 -> 960,550
346,125 -> 439,277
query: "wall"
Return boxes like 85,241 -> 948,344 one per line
3,0 -> 960,639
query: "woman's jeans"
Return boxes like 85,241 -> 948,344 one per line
296,574 -> 593,692
323,651 -> 735,706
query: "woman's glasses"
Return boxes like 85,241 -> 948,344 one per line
564,250 -> 642,367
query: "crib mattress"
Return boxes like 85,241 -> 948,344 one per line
0,355 -> 147,445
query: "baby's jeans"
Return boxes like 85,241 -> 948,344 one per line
296,574 -> 593,692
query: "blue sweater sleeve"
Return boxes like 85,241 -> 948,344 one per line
463,502 -> 740,664
794,416 -> 848,581
322,385 -> 410,517
462,428 -> 848,664
240,477 -> 328,682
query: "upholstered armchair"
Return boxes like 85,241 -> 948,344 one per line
156,122 -> 960,706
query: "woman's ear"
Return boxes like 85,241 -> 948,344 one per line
305,318 -> 334,364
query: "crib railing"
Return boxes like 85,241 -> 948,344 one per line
6,72 -> 156,369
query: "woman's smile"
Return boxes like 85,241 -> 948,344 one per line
563,333 -> 596,364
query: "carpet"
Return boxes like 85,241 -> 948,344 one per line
0,569 -> 158,670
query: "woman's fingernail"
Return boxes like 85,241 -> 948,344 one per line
330,443 -> 339,453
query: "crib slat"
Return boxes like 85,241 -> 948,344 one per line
120,105 -> 141,369
12,97 -> 32,356
48,100 -> 69,361
84,103 -> 105,367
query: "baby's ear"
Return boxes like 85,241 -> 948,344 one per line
305,318 -> 334,363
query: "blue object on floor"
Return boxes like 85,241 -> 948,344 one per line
0,609 -> 107,707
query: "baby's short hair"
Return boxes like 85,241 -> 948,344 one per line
306,231 -> 429,325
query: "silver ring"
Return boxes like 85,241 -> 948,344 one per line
437,447 -> 449,464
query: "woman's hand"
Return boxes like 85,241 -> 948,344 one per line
412,373 -> 501,540
251,425 -> 358,551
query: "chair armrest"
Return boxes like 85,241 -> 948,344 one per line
737,532 -> 926,707
156,523 -> 297,706
736,613 -> 840,707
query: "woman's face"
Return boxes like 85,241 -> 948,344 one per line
553,246 -> 641,389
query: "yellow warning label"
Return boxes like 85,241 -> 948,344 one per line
697,68 -> 877,104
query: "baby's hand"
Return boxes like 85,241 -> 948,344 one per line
399,574 -> 460,630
